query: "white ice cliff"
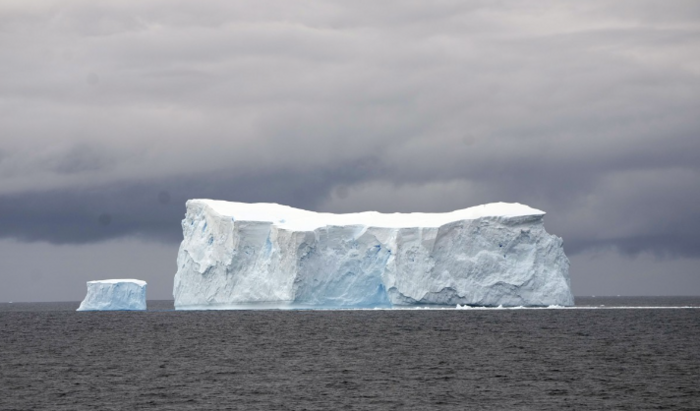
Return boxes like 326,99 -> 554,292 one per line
77,279 -> 147,311
173,200 -> 574,309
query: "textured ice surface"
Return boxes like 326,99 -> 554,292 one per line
77,279 -> 147,311
174,200 -> 574,309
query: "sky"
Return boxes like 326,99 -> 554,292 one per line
1,0 -> 699,302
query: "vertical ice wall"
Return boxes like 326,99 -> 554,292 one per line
173,200 -> 574,309
77,279 -> 147,311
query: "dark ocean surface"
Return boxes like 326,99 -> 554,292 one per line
1,297 -> 699,410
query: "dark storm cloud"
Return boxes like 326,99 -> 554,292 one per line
1,0 -> 699,265
49,143 -> 115,175
0,156 -> 386,244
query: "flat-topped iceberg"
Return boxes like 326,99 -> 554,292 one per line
173,199 -> 574,309
77,279 -> 147,311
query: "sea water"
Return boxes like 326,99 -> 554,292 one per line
1,297 -> 698,410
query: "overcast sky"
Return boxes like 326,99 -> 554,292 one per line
1,0 -> 699,302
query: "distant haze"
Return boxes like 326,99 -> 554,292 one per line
1,0 -> 699,301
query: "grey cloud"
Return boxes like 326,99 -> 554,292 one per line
568,248 -> 700,297
0,157 -> 386,244
315,166 -> 700,259
1,1 -> 699,268
0,238 -> 179,302
49,143 -> 115,175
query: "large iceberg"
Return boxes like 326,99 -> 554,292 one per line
77,279 -> 147,311
173,200 -> 574,309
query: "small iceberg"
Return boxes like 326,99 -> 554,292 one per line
77,279 -> 147,311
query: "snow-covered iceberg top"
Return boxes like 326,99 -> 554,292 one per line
198,199 -> 545,231
174,200 -> 573,309
77,279 -> 147,311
